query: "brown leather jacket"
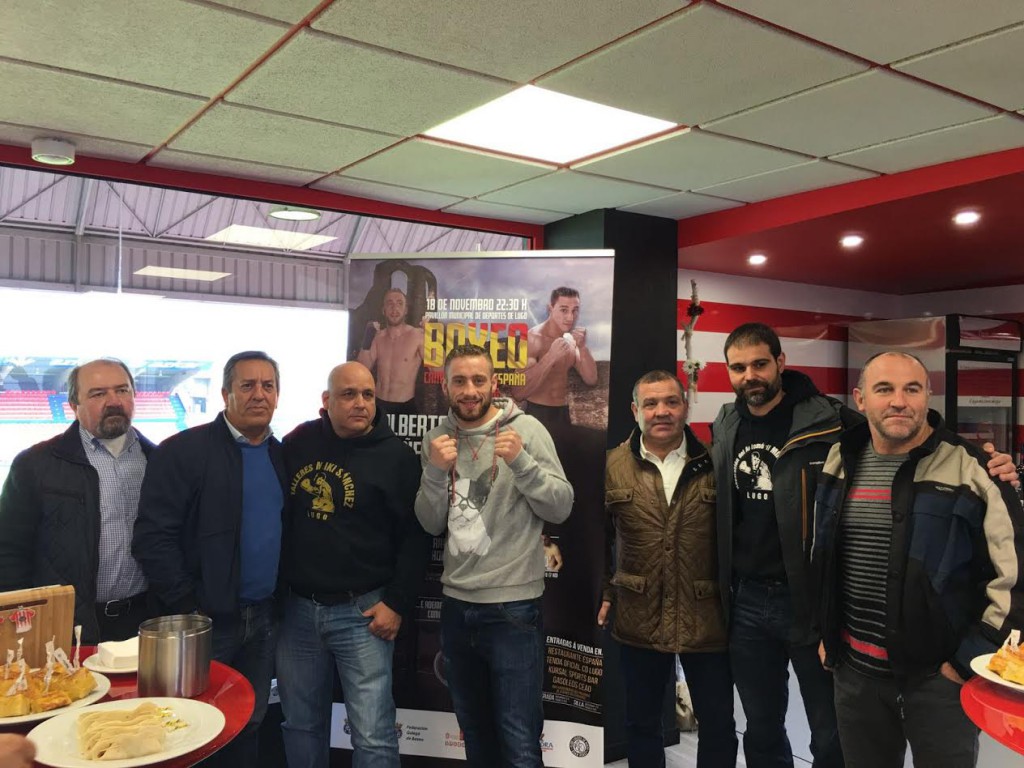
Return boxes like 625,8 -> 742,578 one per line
603,427 -> 727,653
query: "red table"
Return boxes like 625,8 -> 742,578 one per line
2,646 -> 254,767
961,675 -> 1024,756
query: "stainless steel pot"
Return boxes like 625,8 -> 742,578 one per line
137,614 -> 212,698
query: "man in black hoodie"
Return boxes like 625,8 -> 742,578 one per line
276,361 -> 431,768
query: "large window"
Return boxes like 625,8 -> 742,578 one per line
0,165 -> 525,484
0,287 -> 346,485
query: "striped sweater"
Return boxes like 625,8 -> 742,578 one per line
813,411 -> 1024,681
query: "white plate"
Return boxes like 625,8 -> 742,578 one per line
82,654 -> 137,675
970,652 -> 1024,694
28,697 -> 225,768
0,671 -> 111,725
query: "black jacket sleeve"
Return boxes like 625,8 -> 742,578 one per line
0,450 -> 38,590
131,438 -> 200,614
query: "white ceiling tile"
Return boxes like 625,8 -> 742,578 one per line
694,160 -> 877,203
0,0 -> 287,97
620,192 -> 744,219
895,24 -> 1024,110
705,70 -> 996,156
540,3 -> 865,125
227,31 -> 512,135
204,0 -> 325,23
171,104 -> 397,173
718,0 -> 1024,63
442,200 -> 568,225
311,176 -> 464,211
575,129 -> 807,190
0,61 -> 206,145
315,0 -> 686,82
148,150 -> 323,186
0,122 -> 151,162
340,140 -> 552,197
831,116 -> 1024,173
479,171 -> 672,213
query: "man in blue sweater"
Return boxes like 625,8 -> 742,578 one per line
133,350 -> 286,766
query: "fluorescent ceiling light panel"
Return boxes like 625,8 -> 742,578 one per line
205,225 -> 336,251
134,266 -> 231,282
424,85 -> 677,164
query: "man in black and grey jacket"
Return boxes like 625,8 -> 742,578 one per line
813,351 -> 1024,768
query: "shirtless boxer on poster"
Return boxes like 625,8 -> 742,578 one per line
358,288 -> 423,416
511,287 -> 597,428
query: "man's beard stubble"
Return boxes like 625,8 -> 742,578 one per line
96,407 -> 131,439
450,392 -> 492,423
738,376 -> 782,408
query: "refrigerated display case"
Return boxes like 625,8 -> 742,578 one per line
847,315 -> 1022,454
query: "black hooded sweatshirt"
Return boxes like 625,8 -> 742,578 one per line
281,409 -> 430,616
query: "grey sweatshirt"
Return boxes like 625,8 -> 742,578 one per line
415,397 -> 573,603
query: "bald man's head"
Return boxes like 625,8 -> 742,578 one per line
322,362 -> 376,438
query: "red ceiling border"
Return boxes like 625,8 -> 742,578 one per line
0,143 -> 544,246
678,146 -> 1024,248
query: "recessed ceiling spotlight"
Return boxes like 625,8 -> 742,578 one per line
268,204 -> 321,221
748,253 -> 767,266
953,210 -> 980,226
31,137 -> 76,166
840,234 -> 864,249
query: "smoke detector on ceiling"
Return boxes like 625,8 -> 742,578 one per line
31,137 -> 76,166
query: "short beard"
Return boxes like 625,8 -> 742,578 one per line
450,394 -> 491,424
739,378 -> 781,407
95,410 -> 131,439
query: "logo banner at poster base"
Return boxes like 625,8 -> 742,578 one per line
330,704 -> 603,765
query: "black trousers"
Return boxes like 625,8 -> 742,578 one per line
94,592 -> 151,642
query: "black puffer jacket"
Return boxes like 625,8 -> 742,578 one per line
0,423 -> 155,643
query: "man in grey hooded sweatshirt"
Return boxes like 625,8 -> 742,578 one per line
416,343 -> 574,768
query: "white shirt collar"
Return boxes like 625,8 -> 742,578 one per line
639,433 -> 687,463
223,412 -> 272,445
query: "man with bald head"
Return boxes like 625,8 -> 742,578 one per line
814,351 -> 1024,768
0,358 -> 155,643
276,362 -> 431,768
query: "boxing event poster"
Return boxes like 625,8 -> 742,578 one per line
338,252 -> 613,766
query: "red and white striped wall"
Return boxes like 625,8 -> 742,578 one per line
677,270 -> 1024,451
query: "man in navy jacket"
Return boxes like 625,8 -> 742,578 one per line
133,351 -> 286,766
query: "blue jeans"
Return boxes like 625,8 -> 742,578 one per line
730,580 -> 843,768
441,596 -> 545,768
619,644 -> 738,768
276,590 -> 398,768
206,599 -> 277,767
